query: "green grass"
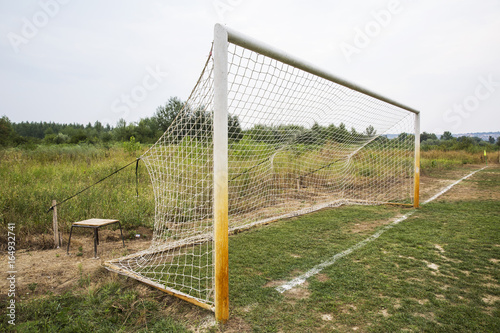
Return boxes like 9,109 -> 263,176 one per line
221,168 -> 500,332
0,145 -> 154,247
228,205 -> 406,303
0,278 -> 191,332
1,146 -> 497,331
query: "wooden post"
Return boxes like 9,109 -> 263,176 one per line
52,200 -> 60,248
213,23 -> 229,323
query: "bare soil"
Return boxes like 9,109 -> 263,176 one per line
0,230 -> 150,300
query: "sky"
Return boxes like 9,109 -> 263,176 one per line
0,0 -> 499,135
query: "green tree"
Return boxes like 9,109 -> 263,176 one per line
135,117 -> 160,143
488,136 -> 495,144
94,121 -> 104,133
123,136 -> 142,155
441,131 -> 454,141
69,130 -> 88,144
113,118 -> 135,142
365,125 -> 376,137
456,136 -> 475,150
0,116 -> 14,146
228,114 -> 243,142
327,123 -> 350,143
420,132 -> 438,142
155,97 -> 185,132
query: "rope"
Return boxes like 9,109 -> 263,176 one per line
230,158 -> 269,181
135,158 -> 140,197
47,157 -> 141,213
300,158 -> 340,178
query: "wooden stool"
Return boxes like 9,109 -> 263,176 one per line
67,219 -> 125,258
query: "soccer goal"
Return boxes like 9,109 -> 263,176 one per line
105,24 -> 420,321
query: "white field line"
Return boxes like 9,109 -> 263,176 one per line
276,166 -> 487,293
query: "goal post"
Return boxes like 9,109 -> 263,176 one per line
213,23 -> 229,322
105,24 -> 420,322
413,112 -> 421,208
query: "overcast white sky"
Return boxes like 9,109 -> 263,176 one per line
1,0 -> 499,134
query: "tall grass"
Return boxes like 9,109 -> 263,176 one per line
420,150 -> 497,175
0,143 -> 490,249
0,145 -> 154,248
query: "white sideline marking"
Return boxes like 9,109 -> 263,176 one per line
276,166 -> 487,293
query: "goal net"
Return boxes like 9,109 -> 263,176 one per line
105,25 -> 419,314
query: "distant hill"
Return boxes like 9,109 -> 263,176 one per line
384,132 -> 499,141
452,132 -> 500,141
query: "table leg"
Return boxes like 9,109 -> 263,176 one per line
67,225 -> 74,255
93,228 -> 98,258
118,221 -> 125,247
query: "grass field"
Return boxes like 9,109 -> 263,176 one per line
1,158 -> 498,331
0,147 -> 500,332
1,145 -> 495,249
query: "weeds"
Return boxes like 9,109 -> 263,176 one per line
0,145 -> 153,249
0,143 -> 490,250
0,279 -> 191,332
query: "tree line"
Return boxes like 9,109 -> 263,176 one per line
420,131 -> 500,152
0,97 -> 185,147
1,97 -> 499,152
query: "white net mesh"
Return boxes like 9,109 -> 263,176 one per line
105,41 -> 416,309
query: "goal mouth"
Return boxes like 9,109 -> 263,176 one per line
104,24 -> 419,316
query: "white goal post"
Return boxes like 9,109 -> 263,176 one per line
105,24 -> 420,322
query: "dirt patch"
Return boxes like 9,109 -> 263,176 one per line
221,316 -> 253,333
426,262 -> 439,271
414,312 -> 435,321
434,244 -> 445,253
189,314 -> 217,333
489,258 -> 499,264
350,213 -> 409,234
482,282 -> 500,289
0,235 -> 150,301
482,294 -> 500,305
460,270 -> 471,276
419,175 -> 452,201
263,280 -> 287,288
241,303 -> 258,313
350,220 -> 390,234
316,273 -> 330,282
283,281 -> 310,300
321,313 -> 333,321
340,304 -> 357,314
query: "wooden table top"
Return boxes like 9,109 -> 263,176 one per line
72,218 -> 119,227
